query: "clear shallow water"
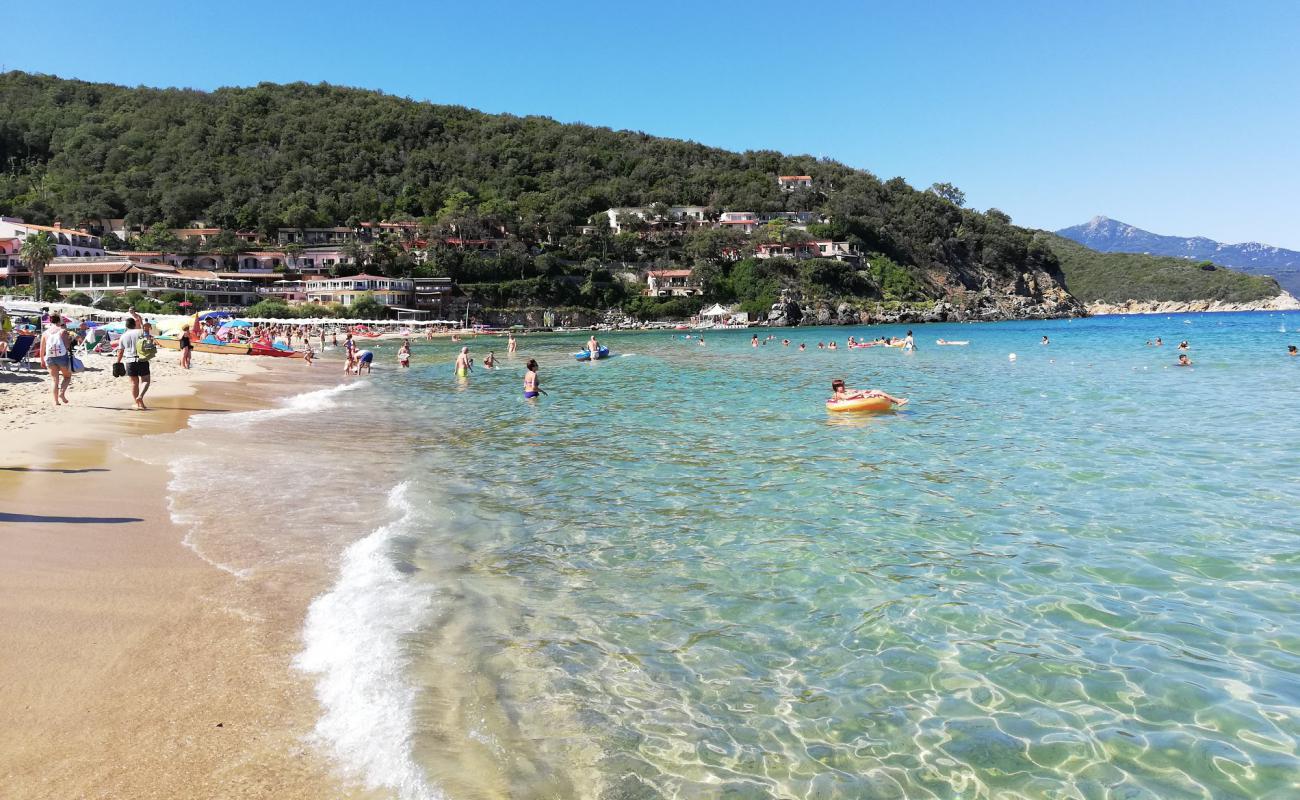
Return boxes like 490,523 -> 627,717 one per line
152,313 -> 1300,799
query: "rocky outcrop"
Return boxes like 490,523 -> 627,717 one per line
768,266 -> 1085,326
1086,291 -> 1300,316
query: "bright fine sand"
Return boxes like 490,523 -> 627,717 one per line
0,349 -> 371,799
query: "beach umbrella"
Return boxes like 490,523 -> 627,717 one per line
178,301 -> 194,308
198,310 -> 234,321
221,319 -> 254,328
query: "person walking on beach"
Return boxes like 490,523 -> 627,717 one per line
398,339 -> 411,368
524,358 -> 542,398
179,324 -> 193,369
115,310 -> 153,410
455,346 -> 473,377
40,314 -> 74,406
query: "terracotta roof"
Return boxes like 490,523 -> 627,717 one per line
778,175 -> 812,181
648,269 -> 694,278
171,228 -> 221,235
3,221 -> 100,236
241,251 -> 286,258
45,260 -> 143,275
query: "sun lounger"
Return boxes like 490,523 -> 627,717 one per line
1,334 -> 37,372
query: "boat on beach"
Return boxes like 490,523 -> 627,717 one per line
251,342 -> 305,358
155,336 -> 252,355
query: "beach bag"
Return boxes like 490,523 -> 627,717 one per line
71,355 -> 85,374
136,332 -> 158,361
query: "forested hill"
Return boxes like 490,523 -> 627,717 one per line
0,70 -> 1081,321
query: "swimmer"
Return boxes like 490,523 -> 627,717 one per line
903,330 -> 915,351
398,339 -> 411,368
1041,336 -> 1050,345
1289,345 -> 1298,356
356,349 -> 374,374
799,343 -> 806,351
523,358 -> 543,398
1178,340 -> 1189,351
508,333 -> 517,354
783,339 -> 790,347
818,342 -> 825,350
484,351 -> 497,368
1155,337 -> 1163,347
455,346 -> 473,377
828,341 -> 838,350
1177,354 -> 1192,366
830,378 -> 907,407
588,334 -> 600,356
752,334 -> 759,348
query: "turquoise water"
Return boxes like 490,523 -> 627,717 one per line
175,313 -> 1300,799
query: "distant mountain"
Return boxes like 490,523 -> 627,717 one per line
1056,216 -> 1300,296
1038,233 -> 1283,306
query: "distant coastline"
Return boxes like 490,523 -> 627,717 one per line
1085,291 -> 1300,317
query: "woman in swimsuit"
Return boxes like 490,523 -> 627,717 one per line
830,378 -> 907,406
523,359 -> 541,398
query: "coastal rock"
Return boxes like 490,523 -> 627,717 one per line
1086,291 -> 1300,316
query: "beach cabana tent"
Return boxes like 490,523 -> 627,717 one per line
700,303 -> 733,318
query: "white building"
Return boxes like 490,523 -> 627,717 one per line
0,217 -> 105,257
44,258 -> 258,306
303,274 -> 414,307
602,206 -> 710,234
777,175 -> 813,191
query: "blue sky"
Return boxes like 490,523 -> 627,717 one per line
8,1 -> 1299,247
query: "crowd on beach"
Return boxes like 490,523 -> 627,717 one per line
6,301 -> 1298,413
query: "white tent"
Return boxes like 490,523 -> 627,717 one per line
700,303 -> 733,318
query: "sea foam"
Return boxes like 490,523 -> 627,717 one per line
295,482 -> 440,800
190,380 -> 365,429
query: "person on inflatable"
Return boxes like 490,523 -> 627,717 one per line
830,379 -> 908,407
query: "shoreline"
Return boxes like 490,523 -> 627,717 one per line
1085,291 -> 1300,316
0,350 -> 367,799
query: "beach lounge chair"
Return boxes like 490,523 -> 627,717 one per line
1,334 -> 37,372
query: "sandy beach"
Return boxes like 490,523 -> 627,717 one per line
0,348 -> 371,799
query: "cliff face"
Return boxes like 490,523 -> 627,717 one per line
769,263 -> 1084,326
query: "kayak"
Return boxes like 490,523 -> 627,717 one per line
574,346 -> 610,361
251,343 -> 305,358
155,336 -> 252,355
936,340 -> 970,346
826,395 -> 896,413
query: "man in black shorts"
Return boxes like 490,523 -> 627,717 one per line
115,310 -> 153,410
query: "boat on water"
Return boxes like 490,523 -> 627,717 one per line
574,346 -> 611,361
156,336 -> 251,355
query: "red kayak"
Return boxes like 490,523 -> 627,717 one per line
251,343 -> 305,358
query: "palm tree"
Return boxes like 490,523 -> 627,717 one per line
21,231 -> 57,300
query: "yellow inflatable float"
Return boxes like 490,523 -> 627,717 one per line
825,395 -> 897,413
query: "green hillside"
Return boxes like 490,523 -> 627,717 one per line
1040,233 -> 1281,304
0,71 -> 1075,318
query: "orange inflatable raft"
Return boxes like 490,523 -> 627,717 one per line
825,395 -> 896,413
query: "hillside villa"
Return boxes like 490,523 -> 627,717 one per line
645,269 -> 698,297
0,217 -> 105,258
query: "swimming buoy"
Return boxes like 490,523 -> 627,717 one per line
825,396 -> 895,413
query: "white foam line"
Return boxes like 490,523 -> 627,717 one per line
295,482 -> 440,800
190,381 -> 365,429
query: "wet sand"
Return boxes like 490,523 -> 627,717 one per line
0,352 -> 374,799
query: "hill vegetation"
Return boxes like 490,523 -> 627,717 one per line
1,71 -> 1078,320
1040,233 -> 1282,305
